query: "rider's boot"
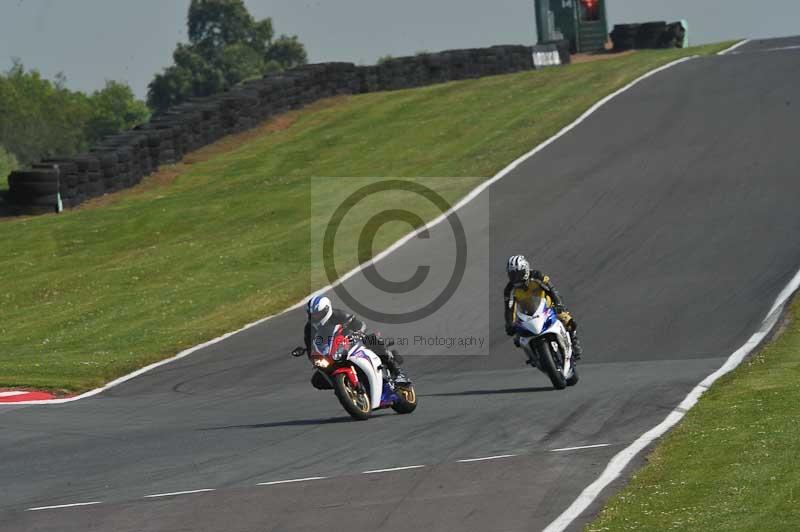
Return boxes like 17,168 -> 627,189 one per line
385,350 -> 412,384
373,344 -> 399,377
390,349 -> 404,366
385,359 -> 399,377
366,335 -> 403,378
571,331 -> 583,362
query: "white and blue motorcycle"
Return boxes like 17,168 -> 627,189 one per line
292,324 -> 417,421
512,298 -> 579,389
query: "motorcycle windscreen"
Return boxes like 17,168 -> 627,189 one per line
515,297 -> 549,334
310,323 -> 342,355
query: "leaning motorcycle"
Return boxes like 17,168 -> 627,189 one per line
512,298 -> 579,389
292,325 -> 417,420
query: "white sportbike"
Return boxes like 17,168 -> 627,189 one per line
512,298 -> 579,389
292,324 -> 417,421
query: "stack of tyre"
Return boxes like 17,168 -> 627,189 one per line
97,132 -> 151,187
7,166 -> 62,213
365,45 -> 535,93
358,65 -> 381,93
610,24 -> 641,51
663,22 -> 687,48
87,150 -> 120,193
540,40 -> 572,66
4,45 -> 557,216
139,122 -> 183,166
374,56 -> 424,91
612,22 -> 686,51
75,155 -> 103,200
41,159 -> 89,208
450,49 -> 485,81
636,22 -> 669,49
160,104 -> 204,152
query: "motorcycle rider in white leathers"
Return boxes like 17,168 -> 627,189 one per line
304,295 -> 404,376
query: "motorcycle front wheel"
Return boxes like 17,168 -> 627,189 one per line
333,373 -> 371,420
391,383 -> 418,414
536,340 -> 567,390
566,365 -> 579,387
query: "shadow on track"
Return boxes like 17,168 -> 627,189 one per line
201,416 -> 354,430
422,386 -> 552,397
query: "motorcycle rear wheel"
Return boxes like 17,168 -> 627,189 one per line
391,384 -> 418,414
333,373 -> 371,420
537,340 -> 567,390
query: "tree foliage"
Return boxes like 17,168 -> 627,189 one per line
85,81 -> 150,146
0,145 -> 18,189
188,0 -> 273,55
147,44 -> 226,112
148,0 -> 308,113
265,35 -> 308,69
0,61 -> 89,165
0,61 -> 149,168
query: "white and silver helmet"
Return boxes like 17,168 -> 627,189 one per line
507,255 -> 530,286
306,295 -> 333,326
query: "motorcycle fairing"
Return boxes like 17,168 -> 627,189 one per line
515,298 -> 574,377
330,365 -> 359,388
380,382 -> 398,408
348,346 -> 384,411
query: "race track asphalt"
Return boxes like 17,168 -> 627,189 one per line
2,37 -> 800,532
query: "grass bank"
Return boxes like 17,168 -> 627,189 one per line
0,42 -> 732,392
588,295 -> 800,531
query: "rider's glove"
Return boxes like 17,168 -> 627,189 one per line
291,347 -> 306,358
558,311 -> 576,331
505,323 -> 516,336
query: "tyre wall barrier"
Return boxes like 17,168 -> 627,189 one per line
6,44 -> 562,213
531,40 -> 573,68
611,21 -> 687,52
540,40 -> 572,67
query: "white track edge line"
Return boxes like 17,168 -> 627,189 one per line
5,55 -> 697,407
457,454 -> 517,463
759,44 -> 800,53
550,443 -> 612,453
144,489 -> 215,498
718,39 -> 751,55
257,476 -> 327,486
363,465 -> 425,474
543,265 -> 800,532
26,501 -> 102,511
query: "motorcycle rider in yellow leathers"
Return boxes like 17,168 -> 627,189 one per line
503,255 -> 583,360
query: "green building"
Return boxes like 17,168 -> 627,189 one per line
534,0 -> 609,53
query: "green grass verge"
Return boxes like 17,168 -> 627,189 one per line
588,296 -> 800,531
0,42 -> 733,392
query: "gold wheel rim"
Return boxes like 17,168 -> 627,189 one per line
398,386 -> 416,404
344,379 -> 369,412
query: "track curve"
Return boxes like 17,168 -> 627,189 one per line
2,37 -> 800,532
